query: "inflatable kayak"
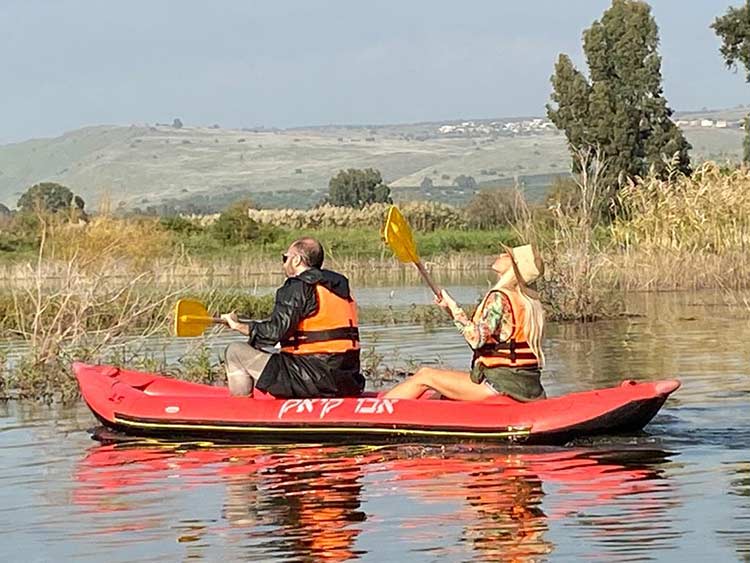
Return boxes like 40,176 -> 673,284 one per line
73,362 -> 680,445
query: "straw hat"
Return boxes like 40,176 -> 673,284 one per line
496,244 -> 544,297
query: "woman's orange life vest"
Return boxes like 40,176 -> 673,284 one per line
472,288 -> 539,369
280,284 -> 360,355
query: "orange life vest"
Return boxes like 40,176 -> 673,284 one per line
280,285 -> 360,355
472,288 -> 539,369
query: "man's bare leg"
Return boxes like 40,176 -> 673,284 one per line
224,342 -> 272,396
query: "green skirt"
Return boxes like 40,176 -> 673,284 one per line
470,364 -> 546,402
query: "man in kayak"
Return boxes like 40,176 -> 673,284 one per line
220,237 -> 364,398
384,244 -> 546,401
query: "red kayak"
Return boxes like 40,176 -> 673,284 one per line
73,362 -> 680,445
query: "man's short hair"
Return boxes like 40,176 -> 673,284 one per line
292,237 -> 324,268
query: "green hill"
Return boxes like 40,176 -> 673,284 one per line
0,111 -> 745,212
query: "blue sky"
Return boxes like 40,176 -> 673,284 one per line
1,0 -> 747,143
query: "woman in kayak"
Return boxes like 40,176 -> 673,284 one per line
384,244 -> 546,402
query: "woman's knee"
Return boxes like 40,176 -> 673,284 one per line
412,367 -> 439,386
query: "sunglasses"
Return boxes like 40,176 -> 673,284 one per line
282,253 -> 289,263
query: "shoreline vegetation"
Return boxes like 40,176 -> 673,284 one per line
1,161 -> 750,402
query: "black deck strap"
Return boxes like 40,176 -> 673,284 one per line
281,327 -> 360,347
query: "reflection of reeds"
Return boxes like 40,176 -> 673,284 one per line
155,253 -> 497,289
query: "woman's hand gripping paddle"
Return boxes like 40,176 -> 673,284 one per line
382,205 -> 441,297
173,299 -> 251,337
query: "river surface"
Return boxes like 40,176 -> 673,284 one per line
1,290 -> 749,561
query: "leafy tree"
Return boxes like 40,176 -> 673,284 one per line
211,200 -> 277,246
420,177 -> 434,190
713,3 -> 750,163
17,182 -> 86,215
547,0 -> 691,189
327,168 -> 391,208
453,175 -> 477,191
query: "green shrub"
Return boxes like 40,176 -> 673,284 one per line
211,204 -> 279,246
159,215 -> 204,236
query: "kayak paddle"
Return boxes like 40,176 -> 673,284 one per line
382,205 -> 441,296
174,298 -> 251,337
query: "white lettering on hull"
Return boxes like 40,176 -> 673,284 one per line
277,398 -> 398,419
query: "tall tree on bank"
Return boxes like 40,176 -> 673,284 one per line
327,168 -> 391,208
547,0 -> 691,190
712,1 -> 750,163
17,182 -> 85,215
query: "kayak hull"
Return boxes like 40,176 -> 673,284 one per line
73,362 -> 680,445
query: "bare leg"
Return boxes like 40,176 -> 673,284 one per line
224,342 -> 271,396
383,367 -> 496,401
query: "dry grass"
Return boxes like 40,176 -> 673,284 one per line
1,214 -> 189,402
612,162 -> 750,254
47,216 -> 174,269
511,149 -> 623,321
609,162 -> 750,290
242,201 -> 468,231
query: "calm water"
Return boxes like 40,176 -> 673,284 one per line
1,291 -> 749,561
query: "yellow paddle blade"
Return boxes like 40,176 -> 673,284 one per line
382,205 -> 419,263
174,299 -> 215,337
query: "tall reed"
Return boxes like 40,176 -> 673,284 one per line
610,162 -> 750,290
2,214 -> 188,401
519,149 -> 621,321
243,201 -> 468,231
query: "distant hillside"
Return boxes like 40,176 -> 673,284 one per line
0,109 -> 746,211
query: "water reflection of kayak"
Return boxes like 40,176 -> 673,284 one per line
72,441 -> 676,561
74,362 -> 680,444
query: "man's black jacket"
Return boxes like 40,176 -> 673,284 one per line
250,268 -> 364,398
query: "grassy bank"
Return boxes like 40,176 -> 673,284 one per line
5,162 -> 746,293
173,227 -> 517,260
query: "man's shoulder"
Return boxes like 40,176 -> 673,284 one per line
320,268 -> 349,283
276,276 -> 313,302
281,276 -> 306,289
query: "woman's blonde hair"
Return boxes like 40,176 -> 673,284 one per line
519,291 -> 545,368
495,253 -> 546,367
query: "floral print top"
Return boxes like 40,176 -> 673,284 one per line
452,291 -> 513,350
